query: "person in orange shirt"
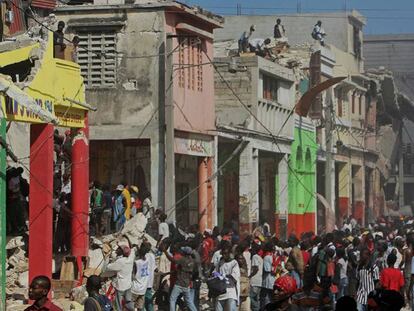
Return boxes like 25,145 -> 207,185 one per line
380,253 -> 404,296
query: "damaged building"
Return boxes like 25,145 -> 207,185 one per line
365,35 -> 414,213
54,1 -> 223,230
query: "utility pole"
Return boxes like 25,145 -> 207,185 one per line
0,116 -> 5,311
297,0 -> 302,13
399,126 -> 405,209
324,88 -> 336,232
165,34 -> 175,221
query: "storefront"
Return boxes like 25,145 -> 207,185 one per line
0,31 -> 88,297
174,132 -> 215,232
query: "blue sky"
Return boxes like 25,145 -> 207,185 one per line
184,0 -> 414,34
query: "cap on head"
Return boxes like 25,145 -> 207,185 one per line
116,184 -> 124,191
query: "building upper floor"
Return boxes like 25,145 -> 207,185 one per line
214,11 -> 365,65
214,55 -> 296,140
54,1 -> 223,136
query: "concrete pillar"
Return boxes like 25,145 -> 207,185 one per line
206,157 -> 214,229
150,138 -> 163,209
198,157 -> 208,232
277,155 -> 288,239
338,162 -> 351,223
239,144 -> 259,236
29,124 -> 54,285
353,165 -> 365,225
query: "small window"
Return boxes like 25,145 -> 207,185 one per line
262,74 -> 278,102
77,31 -> 117,88
358,94 -> 363,115
353,26 -> 362,58
351,91 -> 356,114
337,90 -> 343,117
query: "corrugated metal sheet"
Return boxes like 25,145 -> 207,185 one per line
31,0 -> 56,9
8,0 -> 26,35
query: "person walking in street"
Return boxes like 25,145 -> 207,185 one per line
336,247 -> 349,299
261,242 -> 276,308
287,235 -> 304,288
105,244 -> 135,311
249,242 -> 263,311
215,244 -> 240,311
160,243 -> 197,311
113,185 -> 126,231
144,241 -> 156,311
25,276 -> 63,311
84,275 -> 113,311
380,253 -> 404,296
131,246 -> 150,311
356,248 -> 379,311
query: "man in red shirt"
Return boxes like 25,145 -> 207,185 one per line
380,253 -> 404,295
201,229 -> 214,272
25,275 -> 63,311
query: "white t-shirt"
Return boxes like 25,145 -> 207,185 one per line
262,255 -> 275,289
146,252 -> 156,289
211,250 -> 222,271
106,252 -> 135,291
131,258 -> 150,295
250,254 -> 263,287
337,258 -> 348,279
243,250 -> 251,276
217,260 -> 240,303
158,222 -> 169,241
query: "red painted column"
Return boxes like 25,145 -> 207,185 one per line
29,124 -> 54,284
198,157 -> 208,233
71,113 -> 89,261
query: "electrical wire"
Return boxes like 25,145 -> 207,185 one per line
203,50 -> 317,199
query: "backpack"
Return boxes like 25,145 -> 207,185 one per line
92,295 -> 113,311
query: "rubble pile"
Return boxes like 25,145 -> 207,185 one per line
5,213 -> 157,310
5,236 -> 30,310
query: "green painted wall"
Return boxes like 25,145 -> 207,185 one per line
288,125 -> 317,215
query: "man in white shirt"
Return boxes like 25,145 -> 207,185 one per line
144,242 -> 156,311
215,245 -> 240,311
105,245 -> 135,311
311,20 -> 326,46
131,246 -> 150,311
249,244 -> 263,311
157,213 -> 169,247
261,242 -> 276,309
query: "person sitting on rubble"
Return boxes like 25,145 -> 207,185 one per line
25,275 -> 63,311
238,24 -> 256,54
249,38 -> 272,57
53,21 -> 66,58
311,20 -> 326,46
274,18 -> 286,39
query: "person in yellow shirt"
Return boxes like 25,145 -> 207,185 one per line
122,183 -> 132,220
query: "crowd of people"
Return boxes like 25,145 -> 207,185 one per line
26,211 -> 414,311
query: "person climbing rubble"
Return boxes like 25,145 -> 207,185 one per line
312,20 -> 326,46
274,18 -> 286,39
238,25 -> 256,54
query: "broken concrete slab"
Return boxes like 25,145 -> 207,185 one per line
6,236 -> 25,250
